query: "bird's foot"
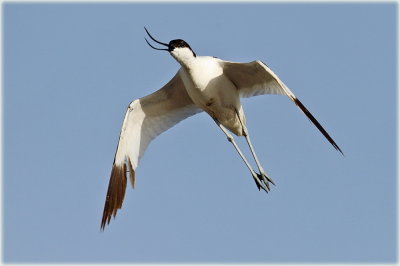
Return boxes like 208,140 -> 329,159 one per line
253,171 -> 275,193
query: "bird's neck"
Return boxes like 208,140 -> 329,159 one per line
171,47 -> 197,69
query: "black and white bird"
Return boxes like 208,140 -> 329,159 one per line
101,28 -> 343,230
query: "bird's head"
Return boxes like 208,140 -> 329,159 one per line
144,27 -> 196,66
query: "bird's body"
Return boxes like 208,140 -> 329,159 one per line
100,29 -> 343,230
179,55 -> 245,135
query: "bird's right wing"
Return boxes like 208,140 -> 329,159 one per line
101,70 -> 201,230
221,59 -> 294,98
221,59 -> 343,155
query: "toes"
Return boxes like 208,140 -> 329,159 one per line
252,174 -> 262,190
252,171 -> 275,193
264,177 -> 271,190
257,172 -> 275,192
261,171 -> 276,186
253,174 -> 268,192
268,177 -> 276,186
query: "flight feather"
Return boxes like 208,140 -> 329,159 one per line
101,71 -> 201,230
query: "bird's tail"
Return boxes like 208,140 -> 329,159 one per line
100,159 -> 135,231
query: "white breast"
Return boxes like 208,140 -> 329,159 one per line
189,57 -> 223,90
179,56 -> 236,108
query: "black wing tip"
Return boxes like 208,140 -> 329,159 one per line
334,143 -> 344,156
292,97 -> 343,155
100,163 -> 131,231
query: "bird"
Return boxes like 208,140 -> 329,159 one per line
100,27 -> 343,230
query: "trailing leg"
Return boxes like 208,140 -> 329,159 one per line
235,109 -> 276,189
214,119 -> 269,192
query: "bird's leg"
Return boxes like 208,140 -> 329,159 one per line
213,119 -> 269,192
235,110 -> 276,188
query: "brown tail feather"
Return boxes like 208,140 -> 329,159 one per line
101,163 -> 131,230
127,159 -> 135,189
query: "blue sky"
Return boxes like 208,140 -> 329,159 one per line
3,2 -> 397,263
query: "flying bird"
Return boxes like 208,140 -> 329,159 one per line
101,28 -> 343,230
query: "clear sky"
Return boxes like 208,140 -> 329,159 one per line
3,2 -> 397,264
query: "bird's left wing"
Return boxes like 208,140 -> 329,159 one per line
101,70 -> 201,230
220,59 -> 343,154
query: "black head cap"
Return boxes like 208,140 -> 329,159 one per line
168,39 -> 196,57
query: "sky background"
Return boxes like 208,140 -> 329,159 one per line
3,2 -> 397,264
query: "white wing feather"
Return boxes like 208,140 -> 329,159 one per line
114,93 -> 199,169
221,60 -> 296,98
101,70 -> 200,229
221,59 -> 343,154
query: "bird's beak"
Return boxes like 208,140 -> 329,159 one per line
144,27 -> 169,51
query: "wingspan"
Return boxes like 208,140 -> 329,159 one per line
101,70 -> 201,230
221,60 -> 343,155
